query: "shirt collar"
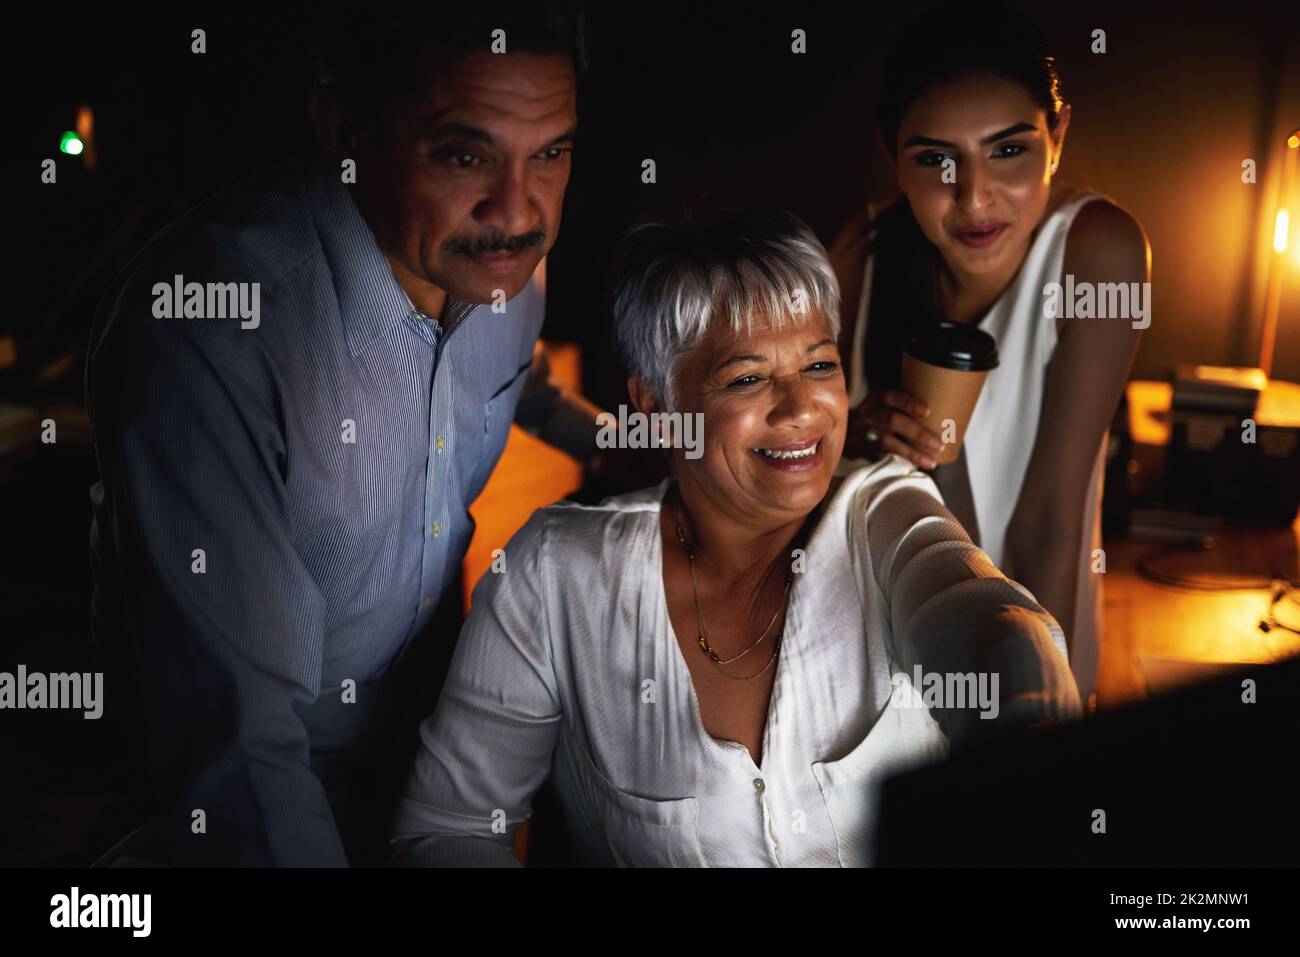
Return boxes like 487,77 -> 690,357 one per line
305,158 -> 479,358
439,296 -> 478,340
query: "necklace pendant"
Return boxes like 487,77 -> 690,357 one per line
697,635 -> 718,662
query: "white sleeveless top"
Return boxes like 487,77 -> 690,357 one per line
844,188 -> 1107,702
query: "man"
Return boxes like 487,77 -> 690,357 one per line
86,5 -> 597,866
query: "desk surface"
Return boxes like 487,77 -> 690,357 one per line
1098,380 -> 1300,708
1098,526 -> 1300,707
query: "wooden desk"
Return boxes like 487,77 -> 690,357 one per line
1097,381 -> 1300,709
1097,527 -> 1300,707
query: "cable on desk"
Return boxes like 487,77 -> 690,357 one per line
1134,544 -> 1293,591
1134,545 -> 1300,636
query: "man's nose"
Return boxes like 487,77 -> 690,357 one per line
476,166 -> 535,237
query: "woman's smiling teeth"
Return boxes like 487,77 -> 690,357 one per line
753,442 -> 819,460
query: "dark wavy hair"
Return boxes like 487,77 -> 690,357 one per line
877,1 -> 1064,155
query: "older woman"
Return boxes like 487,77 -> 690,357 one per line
390,210 -> 1080,868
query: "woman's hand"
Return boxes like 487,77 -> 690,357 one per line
845,388 -> 945,469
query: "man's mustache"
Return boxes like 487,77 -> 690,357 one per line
443,228 -> 547,256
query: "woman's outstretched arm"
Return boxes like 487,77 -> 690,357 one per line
848,457 -> 1083,747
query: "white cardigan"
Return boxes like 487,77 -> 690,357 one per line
391,457 -> 1080,867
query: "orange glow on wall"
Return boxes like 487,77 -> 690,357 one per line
73,104 -> 97,171
462,342 -> 585,610
1259,128 -> 1300,375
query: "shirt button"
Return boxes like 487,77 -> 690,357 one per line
436,436 -> 445,452
753,778 -> 765,793
432,521 -> 441,536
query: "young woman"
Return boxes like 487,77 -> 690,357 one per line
830,4 -> 1149,703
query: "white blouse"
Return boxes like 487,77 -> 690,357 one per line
391,457 -> 1079,868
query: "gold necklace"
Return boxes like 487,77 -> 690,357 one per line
673,495 -> 794,681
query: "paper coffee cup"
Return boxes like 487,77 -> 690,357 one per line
898,322 -> 999,465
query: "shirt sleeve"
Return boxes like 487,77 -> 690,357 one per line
88,304 -> 344,866
389,512 -> 561,867
512,340 -> 604,462
848,456 -> 1083,745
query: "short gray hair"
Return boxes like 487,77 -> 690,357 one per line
608,209 -> 841,406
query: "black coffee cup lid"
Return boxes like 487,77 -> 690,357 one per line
905,321 -> 1000,372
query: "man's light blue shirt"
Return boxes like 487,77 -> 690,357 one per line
86,157 -> 545,865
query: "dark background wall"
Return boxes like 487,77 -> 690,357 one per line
10,0 -> 1300,406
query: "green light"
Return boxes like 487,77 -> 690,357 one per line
59,131 -> 84,156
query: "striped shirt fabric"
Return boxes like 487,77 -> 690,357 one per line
86,156 -> 546,865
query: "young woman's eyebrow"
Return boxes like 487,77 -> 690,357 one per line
980,121 -> 1038,143
902,121 -> 1039,151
